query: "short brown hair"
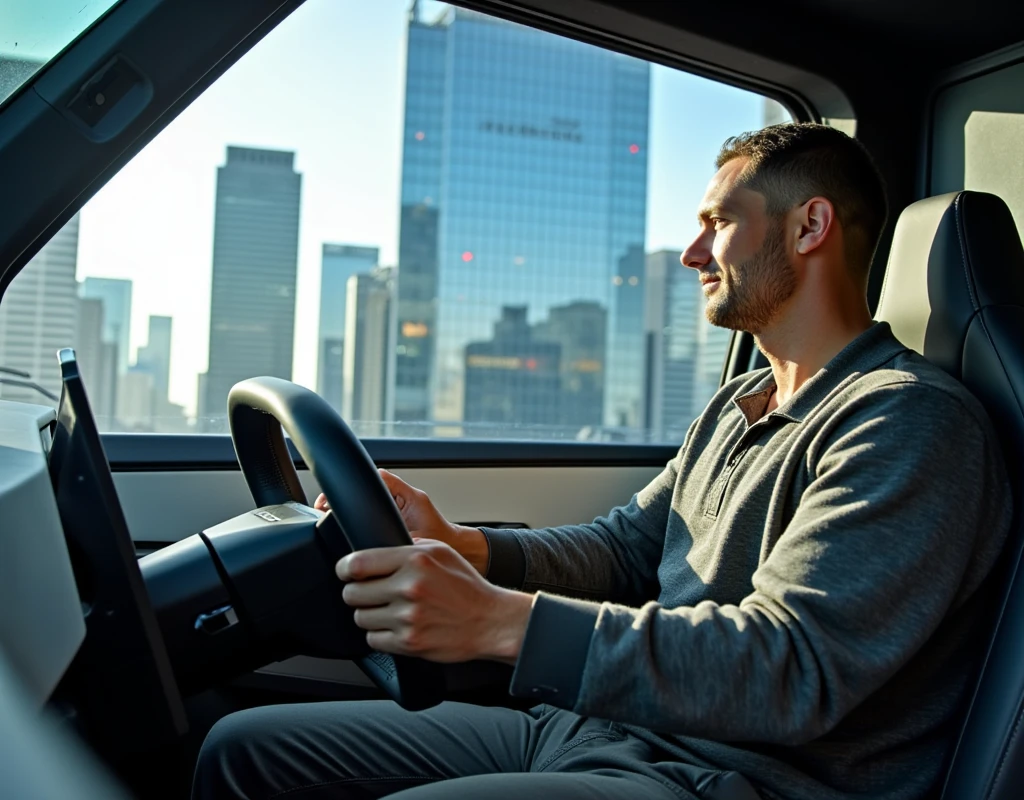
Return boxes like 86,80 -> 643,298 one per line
716,123 -> 887,279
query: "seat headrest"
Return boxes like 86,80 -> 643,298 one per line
875,190 -> 1024,380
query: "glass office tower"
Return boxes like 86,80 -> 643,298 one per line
395,4 -> 650,436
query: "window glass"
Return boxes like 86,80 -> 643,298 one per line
0,0 -> 121,108
932,59 -> 1024,242
0,0 -> 791,442
964,111 -> 1024,236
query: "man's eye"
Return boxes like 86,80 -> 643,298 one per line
711,218 -> 728,229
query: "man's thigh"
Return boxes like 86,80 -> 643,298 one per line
389,773 -> 681,800
191,700 -> 738,800
192,700 -> 536,799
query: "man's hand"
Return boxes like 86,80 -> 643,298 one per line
315,469 -> 490,575
336,540 -> 533,665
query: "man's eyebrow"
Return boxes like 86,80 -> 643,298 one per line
697,202 -> 731,221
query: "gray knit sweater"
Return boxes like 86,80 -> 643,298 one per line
482,322 -> 1012,800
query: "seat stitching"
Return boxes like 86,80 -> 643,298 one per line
953,193 -> 981,312
988,700 -> 1024,799
876,217 -> 895,316
938,296 -> 1024,796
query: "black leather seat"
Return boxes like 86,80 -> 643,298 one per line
874,190 -> 1024,799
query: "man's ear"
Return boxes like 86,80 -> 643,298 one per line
794,196 -> 835,256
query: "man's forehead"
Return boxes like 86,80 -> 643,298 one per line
699,158 -> 762,216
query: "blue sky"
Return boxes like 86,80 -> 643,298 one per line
2,0 -> 779,414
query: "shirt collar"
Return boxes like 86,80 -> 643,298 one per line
732,322 -> 910,425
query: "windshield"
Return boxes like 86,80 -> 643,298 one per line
0,0 -> 121,108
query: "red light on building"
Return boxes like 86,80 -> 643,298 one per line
462,251 -> 474,262
526,358 -> 538,370
629,144 -> 640,154
415,131 -> 426,141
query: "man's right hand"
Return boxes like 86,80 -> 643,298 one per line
314,469 -> 491,576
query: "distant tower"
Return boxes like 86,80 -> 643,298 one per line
74,296 -> 118,423
136,315 -> 173,403
80,277 -> 133,376
0,215 -> 80,403
201,146 -> 302,429
318,244 -> 379,411
342,266 -> 395,432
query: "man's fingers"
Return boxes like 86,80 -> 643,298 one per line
336,546 -> 412,582
365,630 -> 403,655
351,605 -> 396,630
342,576 -> 397,608
314,493 -> 330,511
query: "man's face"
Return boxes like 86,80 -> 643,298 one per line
681,158 -> 796,334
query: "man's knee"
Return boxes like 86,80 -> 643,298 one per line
192,707 -> 283,800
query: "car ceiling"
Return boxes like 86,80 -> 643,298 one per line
597,0 -> 1024,81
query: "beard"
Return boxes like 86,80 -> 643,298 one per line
704,219 -> 797,334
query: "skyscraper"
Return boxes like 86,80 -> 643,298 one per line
342,266 -> 394,431
645,250 -> 697,440
694,315 -> 732,418
533,301 -> 606,431
136,315 -> 172,400
644,249 -> 732,440
74,296 -> 118,423
80,277 -> 133,376
395,6 -> 650,435
0,215 -> 80,404
318,244 -> 379,411
201,146 -> 302,429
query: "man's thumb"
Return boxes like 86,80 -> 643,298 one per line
379,468 -> 414,506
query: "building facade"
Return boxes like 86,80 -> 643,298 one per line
463,306 -> 562,433
74,296 -> 118,423
136,315 -> 172,402
201,146 -> 301,429
395,6 -> 650,437
0,215 -> 80,404
318,244 -> 379,411
644,249 -> 733,441
80,277 -> 133,380
342,266 -> 394,432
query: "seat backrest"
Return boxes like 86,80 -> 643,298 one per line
875,190 -> 1024,800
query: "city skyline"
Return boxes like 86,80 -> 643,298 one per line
53,0 -> 773,417
0,1 -> 788,438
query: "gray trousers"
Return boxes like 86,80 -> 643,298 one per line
191,700 -> 761,800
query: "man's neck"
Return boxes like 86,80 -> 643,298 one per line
754,297 -> 873,407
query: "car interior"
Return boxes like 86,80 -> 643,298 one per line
2,1 -> 1024,798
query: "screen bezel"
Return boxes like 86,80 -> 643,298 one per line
48,348 -> 186,755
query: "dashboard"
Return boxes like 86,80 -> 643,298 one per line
0,397 -> 84,707
0,349 -> 185,754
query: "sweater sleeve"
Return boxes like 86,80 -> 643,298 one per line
507,384 -> 1012,744
481,414 -> 705,604
481,441 -> 683,604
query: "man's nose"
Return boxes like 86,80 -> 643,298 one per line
681,235 -> 712,270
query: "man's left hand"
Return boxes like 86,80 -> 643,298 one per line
336,539 -> 533,665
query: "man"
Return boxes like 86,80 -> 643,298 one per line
193,124 -> 1011,800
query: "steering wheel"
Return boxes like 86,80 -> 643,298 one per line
226,376 -> 445,711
